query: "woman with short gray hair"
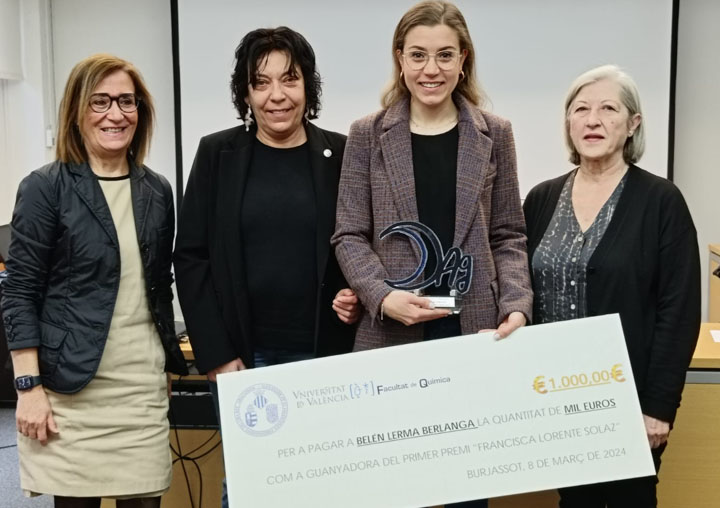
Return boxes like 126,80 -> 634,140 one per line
524,64 -> 700,507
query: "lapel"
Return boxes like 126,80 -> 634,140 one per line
69,162 -> 119,247
453,96 -> 492,247
380,98 -> 420,225
379,99 -> 422,261
306,122 -> 341,284
129,162 -> 151,242
217,128 -> 254,296
378,96 -> 494,252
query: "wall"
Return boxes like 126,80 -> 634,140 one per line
50,0 -> 177,197
673,0 -> 720,321
0,0 -> 54,223
0,0 -> 23,79
1,0 -> 718,321
1,0 -> 176,224
176,0 -> 673,196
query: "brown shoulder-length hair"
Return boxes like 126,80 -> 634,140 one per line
381,0 -> 485,109
56,54 -> 155,166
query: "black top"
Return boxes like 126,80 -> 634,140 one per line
241,139 -> 317,351
523,166 -> 700,423
412,126 -> 461,340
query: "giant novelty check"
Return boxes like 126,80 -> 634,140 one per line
217,314 -> 655,507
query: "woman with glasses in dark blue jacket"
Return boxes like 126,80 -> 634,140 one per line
2,54 -> 187,508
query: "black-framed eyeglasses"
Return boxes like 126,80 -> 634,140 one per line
402,50 -> 460,71
89,93 -> 140,113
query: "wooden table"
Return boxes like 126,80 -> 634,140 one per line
656,322 -> 720,508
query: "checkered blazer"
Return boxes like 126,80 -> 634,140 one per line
331,95 -> 532,351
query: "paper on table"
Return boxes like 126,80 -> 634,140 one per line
710,330 -> 720,343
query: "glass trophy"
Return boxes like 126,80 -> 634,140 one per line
380,221 -> 473,314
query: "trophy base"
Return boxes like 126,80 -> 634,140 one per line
414,290 -> 463,315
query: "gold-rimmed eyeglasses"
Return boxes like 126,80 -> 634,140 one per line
402,50 -> 460,71
89,93 -> 140,113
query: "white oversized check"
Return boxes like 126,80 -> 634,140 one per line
217,314 -> 655,507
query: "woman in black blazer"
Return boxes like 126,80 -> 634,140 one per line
523,64 -> 700,508
3,54 -> 186,507
174,26 -> 357,381
174,29 -> 359,507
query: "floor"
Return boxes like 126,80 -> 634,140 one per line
0,407 -> 53,508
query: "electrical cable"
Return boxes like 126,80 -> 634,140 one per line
168,375 -> 223,508
187,437 -> 221,461
170,430 -> 223,508
169,396 -> 197,508
183,429 -> 219,457
170,375 -> 197,508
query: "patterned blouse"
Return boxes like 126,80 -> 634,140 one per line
532,169 -> 627,324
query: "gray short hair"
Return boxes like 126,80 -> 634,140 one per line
564,64 -> 644,165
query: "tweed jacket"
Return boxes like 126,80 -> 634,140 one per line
332,95 -> 532,351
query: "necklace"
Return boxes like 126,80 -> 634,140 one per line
409,115 -> 458,134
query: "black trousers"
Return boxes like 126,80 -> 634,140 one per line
558,443 -> 665,508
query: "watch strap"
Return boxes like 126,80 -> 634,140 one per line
14,375 -> 43,391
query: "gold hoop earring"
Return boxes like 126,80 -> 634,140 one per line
400,70 -> 403,79
459,70 -> 465,81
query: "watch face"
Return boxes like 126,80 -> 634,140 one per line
15,376 -> 35,390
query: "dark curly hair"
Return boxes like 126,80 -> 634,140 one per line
231,27 -> 322,121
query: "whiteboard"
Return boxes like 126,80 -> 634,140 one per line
176,0 -> 673,196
